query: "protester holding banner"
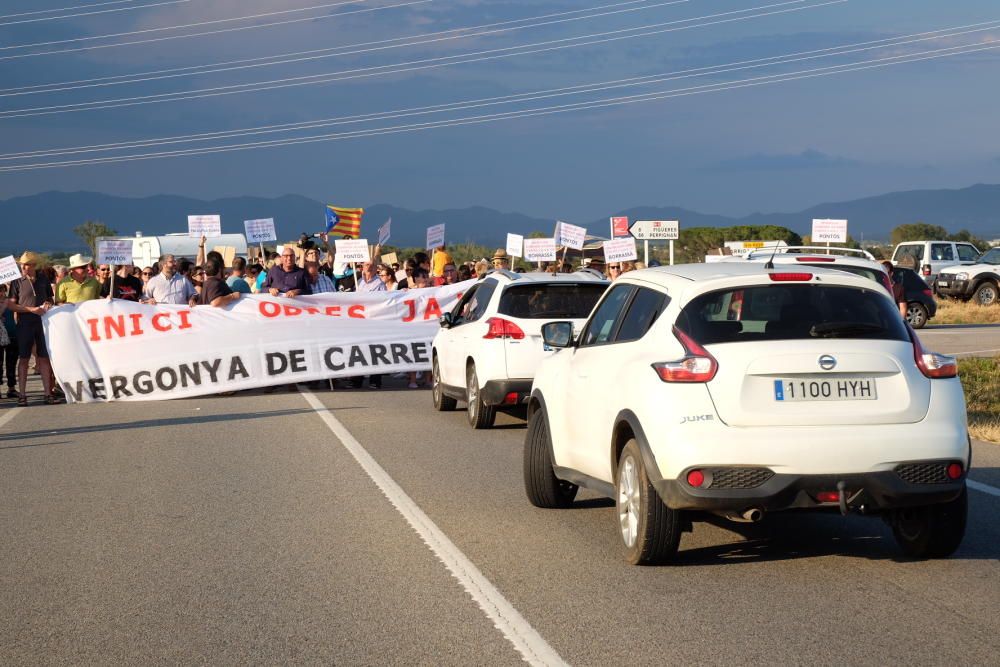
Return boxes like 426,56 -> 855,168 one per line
101,262 -> 143,301
198,258 -> 241,308
354,259 -> 386,293
143,254 -> 197,305
226,257 -> 252,294
6,251 -> 57,406
305,256 -> 336,294
264,248 -> 310,297
378,264 -> 398,290
57,254 -> 102,304
0,284 -> 17,398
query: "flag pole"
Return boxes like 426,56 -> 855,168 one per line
109,263 -> 116,299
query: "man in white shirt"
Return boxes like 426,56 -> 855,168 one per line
143,254 -> 197,305
354,259 -> 386,293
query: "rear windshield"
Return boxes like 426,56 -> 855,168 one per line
676,285 -> 910,344
498,283 -> 606,319
798,263 -> 883,285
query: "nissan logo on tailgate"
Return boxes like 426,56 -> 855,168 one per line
818,355 -> 837,371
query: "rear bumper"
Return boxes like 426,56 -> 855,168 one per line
481,379 -> 533,406
935,277 -> 973,299
654,468 -> 966,513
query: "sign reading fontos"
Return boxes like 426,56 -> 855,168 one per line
42,284 -> 468,403
629,220 -> 679,240
523,238 -> 557,262
335,238 -> 371,263
554,221 -> 586,250
811,218 -> 848,243
97,240 -> 133,265
244,218 -> 277,243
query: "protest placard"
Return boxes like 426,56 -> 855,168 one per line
381,252 -> 399,266
523,238 -> 557,262
426,224 -> 445,250
378,218 -> 392,245
0,255 -> 21,285
188,214 -> 221,238
811,218 -> 848,243
603,237 -> 638,262
244,218 -> 276,243
506,233 -> 524,258
335,238 -> 370,263
555,221 -> 586,250
97,240 -> 133,265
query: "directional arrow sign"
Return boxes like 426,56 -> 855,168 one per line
630,220 -> 679,240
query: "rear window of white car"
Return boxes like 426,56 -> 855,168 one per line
497,283 -> 606,319
676,285 -> 910,344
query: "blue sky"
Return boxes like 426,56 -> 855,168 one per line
1,0 -> 999,220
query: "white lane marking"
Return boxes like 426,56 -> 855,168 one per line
0,406 -> 23,431
948,348 -> 1000,357
968,479 -> 1000,498
301,391 -> 568,667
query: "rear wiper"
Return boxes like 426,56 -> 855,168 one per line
809,321 -> 886,338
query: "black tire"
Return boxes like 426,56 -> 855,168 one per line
616,439 -> 682,565
892,486 -> 967,559
906,302 -> 929,329
972,281 -> 998,306
431,356 -> 457,412
522,407 -> 578,508
466,363 -> 496,429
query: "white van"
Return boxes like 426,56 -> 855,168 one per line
890,240 -> 980,286
97,233 -> 249,269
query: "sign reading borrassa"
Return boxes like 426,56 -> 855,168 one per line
811,218 -> 848,243
97,240 -> 133,265
554,221 -> 586,250
0,255 -> 21,285
603,237 -> 638,262
42,284 -> 468,403
523,238 -> 557,262
188,214 -> 222,238
335,238 -> 370,263
244,218 -> 277,243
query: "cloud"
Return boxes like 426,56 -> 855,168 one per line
711,149 -> 862,171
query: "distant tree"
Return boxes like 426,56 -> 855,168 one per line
73,220 -> 117,256
527,230 -> 548,239
947,229 -> 990,251
890,223 -> 948,246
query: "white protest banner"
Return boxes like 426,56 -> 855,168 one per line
335,238 -> 371,263
378,218 -> 392,245
0,255 -> 21,285
506,233 -> 524,258
554,221 -> 586,250
603,237 -> 638,262
523,238 -> 557,262
811,218 -> 848,243
426,223 -> 445,250
42,282 -> 470,403
97,240 -> 133,265
188,214 -> 221,238
244,218 -> 276,243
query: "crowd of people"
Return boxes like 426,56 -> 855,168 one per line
3,233 -> 643,405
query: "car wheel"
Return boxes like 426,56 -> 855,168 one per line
906,302 -> 928,329
892,486 -> 967,559
616,439 -> 682,565
431,356 -> 457,412
523,407 -> 578,508
972,281 -> 998,306
466,363 -> 496,429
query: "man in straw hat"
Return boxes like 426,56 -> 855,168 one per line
56,253 -> 101,304
5,251 -> 57,405
491,248 -> 510,270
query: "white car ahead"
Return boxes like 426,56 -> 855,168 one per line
524,263 -> 969,564
432,269 -> 608,428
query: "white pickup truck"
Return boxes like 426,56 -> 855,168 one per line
935,246 -> 1000,306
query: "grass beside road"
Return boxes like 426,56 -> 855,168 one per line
959,355 -> 1000,443
934,299 -> 1000,325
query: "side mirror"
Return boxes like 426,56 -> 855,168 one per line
541,321 -> 575,348
439,312 -> 454,328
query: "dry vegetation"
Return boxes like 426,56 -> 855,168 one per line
934,298 -> 1000,325
958,355 -> 1000,443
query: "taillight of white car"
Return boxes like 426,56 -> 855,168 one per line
909,324 -> 957,378
652,326 -> 719,383
483,317 -> 525,340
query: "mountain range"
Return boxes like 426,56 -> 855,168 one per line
3,184 -> 1000,255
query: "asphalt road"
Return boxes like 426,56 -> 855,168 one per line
917,322 -> 1000,358
1,376 -> 999,665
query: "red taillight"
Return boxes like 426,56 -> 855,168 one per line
946,463 -> 963,480
909,323 -> 957,378
922,289 -> 933,298
795,256 -> 835,262
768,272 -> 813,282
502,392 -> 519,405
816,491 -> 839,503
686,470 -> 705,488
653,326 -> 719,383
483,317 -> 525,340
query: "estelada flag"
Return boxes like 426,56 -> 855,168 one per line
325,205 -> 364,238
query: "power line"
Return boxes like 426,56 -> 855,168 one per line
0,0 -> 192,27
0,1 -> 138,20
0,0 -> 841,117
4,20 -> 992,161
3,38 -> 995,172
0,0 -> 686,96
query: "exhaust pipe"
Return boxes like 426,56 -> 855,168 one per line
719,508 -> 764,523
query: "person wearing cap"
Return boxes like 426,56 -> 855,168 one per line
6,251 -> 57,405
57,253 -> 102,304
492,249 -> 510,270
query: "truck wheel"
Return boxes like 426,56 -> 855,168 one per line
466,363 -> 496,429
523,407 -> 578,508
906,302 -> 928,329
431,356 -> 457,412
616,439 -> 682,565
972,281 -> 998,306
892,486 -> 967,559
